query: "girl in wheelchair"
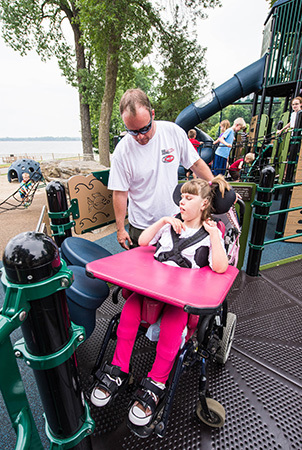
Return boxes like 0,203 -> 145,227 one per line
91,175 -> 230,427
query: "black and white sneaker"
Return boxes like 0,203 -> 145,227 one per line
91,362 -> 129,407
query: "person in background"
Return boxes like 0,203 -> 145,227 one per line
228,152 -> 255,181
186,129 -> 202,179
276,96 -> 302,136
18,172 -> 32,207
188,129 -> 202,151
108,88 -> 214,249
212,118 -> 246,176
213,120 -> 230,145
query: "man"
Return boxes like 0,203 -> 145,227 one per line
108,88 -> 213,250
212,117 -> 246,176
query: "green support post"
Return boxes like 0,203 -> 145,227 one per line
0,231 -> 95,449
0,323 -> 44,449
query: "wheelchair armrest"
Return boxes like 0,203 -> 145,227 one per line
236,198 -> 245,228
112,286 -> 122,304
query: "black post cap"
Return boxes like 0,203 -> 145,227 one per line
3,231 -> 61,284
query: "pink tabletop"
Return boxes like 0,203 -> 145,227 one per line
86,246 -> 239,313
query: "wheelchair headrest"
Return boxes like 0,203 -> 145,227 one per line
173,182 -> 236,214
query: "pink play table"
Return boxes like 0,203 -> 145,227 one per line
86,246 -> 238,314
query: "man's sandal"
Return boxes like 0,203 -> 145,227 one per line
90,362 -> 129,407
128,377 -> 166,426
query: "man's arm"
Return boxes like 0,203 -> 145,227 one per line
190,158 -> 213,181
113,190 -> 133,250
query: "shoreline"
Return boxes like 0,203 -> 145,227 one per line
0,153 -> 98,165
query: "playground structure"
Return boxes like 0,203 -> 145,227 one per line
1,165 -> 301,448
0,158 -> 44,213
0,0 -> 302,448
176,0 -> 302,243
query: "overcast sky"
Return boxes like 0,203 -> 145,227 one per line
0,0 -> 270,138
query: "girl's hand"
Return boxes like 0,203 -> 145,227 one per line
203,218 -> 219,235
163,217 -> 186,234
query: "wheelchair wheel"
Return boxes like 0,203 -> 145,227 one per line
196,398 -> 225,427
215,312 -> 237,364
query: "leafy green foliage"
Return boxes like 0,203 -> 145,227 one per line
153,6 -> 208,122
0,1 -> 77,83
265,0 -> 278,7
205,104 -> 253,139
0,0 -> 222,162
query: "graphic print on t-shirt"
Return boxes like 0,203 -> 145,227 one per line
161,148 -> 175,163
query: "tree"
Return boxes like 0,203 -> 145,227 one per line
0,0 -> 221,166
78,0 -> 221,166
154,6 -> 208,122
0,0 -> 94,160
265,0 -> 278,7
205,104 -> 253,139
77,0 -> 162,166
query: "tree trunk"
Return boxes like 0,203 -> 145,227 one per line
72,19 -> 94,161
79,92 -> 93,161
98,40 -> 120,167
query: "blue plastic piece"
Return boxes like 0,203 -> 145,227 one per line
175,55 -> 267,132
61,237 -> 112,267
7,158 -> 43,183
66,265 -> 109,338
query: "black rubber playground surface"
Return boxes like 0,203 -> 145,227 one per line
0,259 -> 301,449
76,259 -> 302,450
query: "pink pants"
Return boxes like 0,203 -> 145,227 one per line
112,292 -> 188,384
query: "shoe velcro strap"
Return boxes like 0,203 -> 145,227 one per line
133,387 -> 157,412
95,363 -> 122,383
141,378 -> 164,397
100,362 -> 123,378
94,368 -> 121,393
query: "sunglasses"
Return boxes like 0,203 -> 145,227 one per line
125,115 -> 152,136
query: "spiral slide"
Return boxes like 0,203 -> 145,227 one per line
175,55 -> 267,164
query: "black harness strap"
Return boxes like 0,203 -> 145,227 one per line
155,226 -> 209,268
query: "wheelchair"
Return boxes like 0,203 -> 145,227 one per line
86,245 -> 239,438
56,178 -> 241,438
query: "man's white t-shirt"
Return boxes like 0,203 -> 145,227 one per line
108,121 -> 200,229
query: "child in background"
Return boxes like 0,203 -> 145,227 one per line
213,120 -> 230,145
212,118 -> 246,176
228,153 -> 255,181
91,176 -> 230,427
188,129 -> 201,151
19,172 -> 32,207
186,129 -> 202,179
276,97 -> 302,136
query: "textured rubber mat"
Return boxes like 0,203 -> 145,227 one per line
76,260 -> 302,449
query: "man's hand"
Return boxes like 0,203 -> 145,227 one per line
117,228 -> 133,250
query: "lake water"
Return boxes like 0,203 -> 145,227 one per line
0,140 -> 88,163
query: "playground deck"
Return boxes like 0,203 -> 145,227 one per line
1,257 -> 301,449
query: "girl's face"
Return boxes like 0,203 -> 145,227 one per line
292,99 -> 302,112
220,123 -> 226,133
179,192 -> 206,224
